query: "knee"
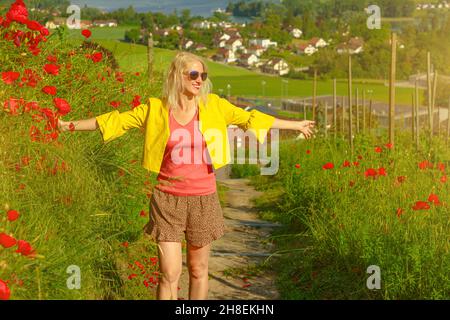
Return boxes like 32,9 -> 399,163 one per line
189,261 -> 209,280
160,268 -> 181,285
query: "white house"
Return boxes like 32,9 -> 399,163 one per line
336,37 -> 364,55
247,45 -> 265,57
309,37 -> 328,48
297,44 -> 317,56
92,20 -> 118,27
249,38 -> 277,49
261,58 -> 290,76
290,28 -> 303,38
194,43 -> 207,51
182,39 -> 194,50
225,37 -> 243,52
239,53 -> 259,67
215,48 -> 236,63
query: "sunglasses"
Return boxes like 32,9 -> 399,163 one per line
186,70 -> 208,81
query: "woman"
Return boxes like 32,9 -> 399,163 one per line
58,52 -> 315,300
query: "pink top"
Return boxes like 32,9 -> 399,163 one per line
155,106 -> 217,196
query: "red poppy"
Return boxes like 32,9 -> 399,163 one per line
91,52 -> 102,63
69,122 -> 75,132
441,175 -> 447,183
132,95 -> 141,107
385,143 -> 393,149
2,71 -> 20,84
0,233 -> 17,248
412,201 -> 430,211
322,162 -> 334,170
437,162 -> 445,172
396,208 -> 404,218
6,0 -> 28,24
122,242 -> 129,248
15,240 -> 35,256
365,168 -> 377,178
140,210 -> 147,217
352,161 -> 359,167
42,86 -> 57,95
81,29 -> 92,39
306,149 -> 311,154
428,194 -> 441,205
295,164 -> 300,169
128,274 -> 137,280
116,72 -> 124,82
374,146 -> 382,153
21,156 -> 30,166
342,160 -> 351,167
0,279 -> 10,301
26,20 -> 43,31
378,168 -> 387,176
7,210 -> 19,222
46,55 -> 57,63
357,155 -> 363,160
418,160 -> 433,170
110,101 -> 121,108
53,98 -> 71,116
349,180 -> 355,187
43,64 -> 60,75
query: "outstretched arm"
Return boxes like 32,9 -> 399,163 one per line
271,118 -> 316,139
58,118 -> 99,132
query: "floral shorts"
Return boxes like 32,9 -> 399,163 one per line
143,188 -> 225,247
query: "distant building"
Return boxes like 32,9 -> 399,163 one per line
297,43 -> 317,56
225,37 -> 243,52
247,45 -> 266,57
289,27 -> 303,38
92,20 -> 118,27
309,37 -> 328,48
238,53 -> 259,67
249,38 -> 277,49
182,39 -> 194,50
194,43 -> 207,51
214,48 -> 236,63
337,37 -> 364,55
261,58 -> 290,76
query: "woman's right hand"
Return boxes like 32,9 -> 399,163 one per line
57,119 -> 66,132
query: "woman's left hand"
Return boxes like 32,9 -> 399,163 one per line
297,120 -> 316,139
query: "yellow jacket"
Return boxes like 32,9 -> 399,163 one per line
95,93 -> 275,173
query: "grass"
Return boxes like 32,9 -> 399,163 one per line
248,130 -> 450,299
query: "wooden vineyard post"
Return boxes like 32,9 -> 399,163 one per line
333,79 -> 337,139
342,96 -> 345,137
447,97 -> 450,146
147,32 -> 154,85
427,52 -> 433,140
369,99 -> 373,133
432,70 -> 438,136
356,88 -> 360,134
303,99 -> 307,120
348,55 -> 353,154
412,91 -> 415,144
313,69 -> 317,122
389,32 -> 397,147
415,80 -> 420,150
362,90 -> 366,134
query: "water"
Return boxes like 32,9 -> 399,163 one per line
70,0 -> 268,18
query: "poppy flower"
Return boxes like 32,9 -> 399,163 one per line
132,95 -> 141,107
365,168 -> 377,178
7,210 -> 19,222
0,233 -> 17,248
110,101 -> 121,108
352,161 -> 359,167
440,175 -> 447,183
342,160 -> 351,167
21,156 -> 30,166
128,274 -> 137,280
69,122 -> 75,132
2,71 -> 20,84
43,64 -> 59,75
322,162 -> 334,170
6,0 -> 28,24
42,86 -> 57,95
26,20 -> 43,32
306,150 -> 311,154
15,240 -> 35,256
91,52 -> 102,63
46,55 -> 57,63
418,160 -> 433,170
378,168 -> 387,176
428,194 -> 441,205
374,146 -> 382,153
122,242 -> 129,248
81,29 -> 92,39
0,279 -> 10,300
349,180 -> 355,187
385,143 -> 393,149
357,155 -> 363,160
412,201 -> 430,211
397,176 -> 406,183
53,98 -> 71,116
396,208 -> 404,218
140,210 -> 147,217
437,163 -> 445,172
295,164 -> 300,169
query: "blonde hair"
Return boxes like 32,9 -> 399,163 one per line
162,51 -> 212,111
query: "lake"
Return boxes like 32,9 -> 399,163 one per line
70,0 -> 266,18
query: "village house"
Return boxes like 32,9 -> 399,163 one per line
182,39 -> 194,50
297,43 -> 317,56
225,37 -> 243,52
192,20 -> 218,29
194,43 -> 207,51
92,20 -> 118,27
238,53 -> 259,68
213,48 -> 236,63
336,37 -> 364,55
309,37 -> 328,48
247,45 -> 266,57
261,58 -> 290,76
249,38 -> 277,49
288,26 -> 303,38
46,17 -> 93,29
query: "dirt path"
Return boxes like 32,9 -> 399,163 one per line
177,178 -> 281,300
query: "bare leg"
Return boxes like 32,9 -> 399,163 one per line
187,243 -> 211,300
157,242 -> 182,300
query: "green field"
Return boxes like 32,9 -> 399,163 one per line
66,27 -> 423,105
